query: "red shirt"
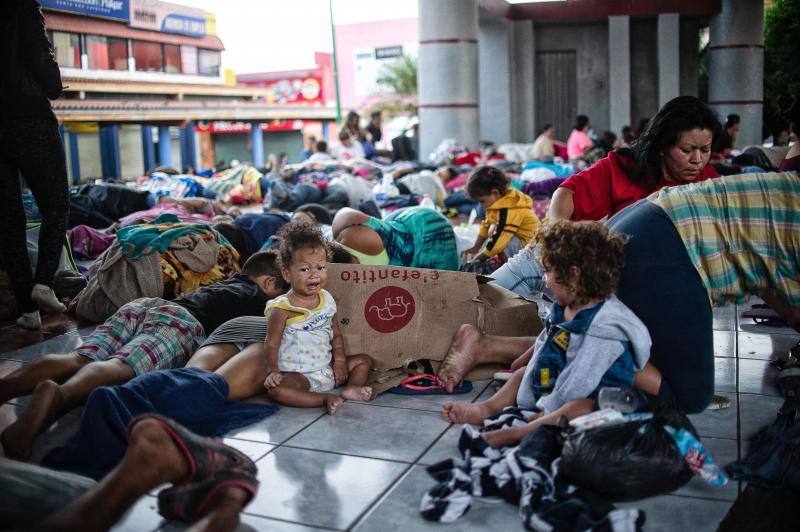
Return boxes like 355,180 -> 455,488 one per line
560,151 -> 719,220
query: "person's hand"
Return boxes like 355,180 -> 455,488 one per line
333,359 -> 349,386
264,371 -> 283,389
460,246 -> 480,258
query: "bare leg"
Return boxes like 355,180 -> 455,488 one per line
214,343 -> 269,401
268,373 -> 343,415
341,354 -> 373,401
0,353 -> 89,403
483,398 -> 595,448
186,343 -> 243,372
442,366 -> 526,424
633,361 -> 662,396
438,324 -> 534,393
35,417 -> 190,532
1,359 -> 134,460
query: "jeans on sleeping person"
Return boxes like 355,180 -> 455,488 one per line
490,245 -> 550,301
606,200 -> 714,413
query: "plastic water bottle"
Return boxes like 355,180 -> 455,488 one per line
374,173 -> 394,202
419,193 -> 435,210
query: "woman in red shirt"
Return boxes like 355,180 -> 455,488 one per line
550,96 -> 721,221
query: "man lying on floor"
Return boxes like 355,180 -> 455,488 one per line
1,414 -> 258,531
0,250 -> 287,460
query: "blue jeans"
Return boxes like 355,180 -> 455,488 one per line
607,200 -> 714,413
490,245 -> 550,300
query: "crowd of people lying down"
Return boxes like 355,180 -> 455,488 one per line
1,96 -> 799,529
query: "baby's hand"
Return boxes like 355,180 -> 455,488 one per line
332,359 -> 349,386
264,371 -> 283,389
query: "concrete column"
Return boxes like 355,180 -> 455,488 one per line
157,126 -> 172,167
321,120 -> 330,140
68,131 -> 81,184
479,15 -> 511,144
141,125 -> 156,173
180,121 -> 198,171
418,0 -> 479,159
99,124 -> 121,180
709,0 -> 764,148
608,16 -> 631,136
510,20 -> 535,142
657,13 -> 680,107
250,123 -> 264,168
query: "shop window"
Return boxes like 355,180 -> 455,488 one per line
86,35 -> 109,70
50,31 -> 81,68
198,49 -> 220,76
181,46 -> 198,75
108,38 -> 129,71
164,44 -> 181,73
133,40 -> 163,72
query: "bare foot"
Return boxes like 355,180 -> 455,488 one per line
438,324 -> 482,393
1,380 -> 65,460
341,385 -> 373,402
442,401 -> 493,424
482,427 -> 522,449
325,394 -> 344,415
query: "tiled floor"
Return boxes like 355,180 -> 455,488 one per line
0,301 -> 797,531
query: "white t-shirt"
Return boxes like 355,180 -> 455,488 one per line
330,141 -> 365,161
306,152 -> 333,163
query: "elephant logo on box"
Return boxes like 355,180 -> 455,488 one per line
364,286 -> 416,333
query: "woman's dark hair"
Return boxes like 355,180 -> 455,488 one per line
617,96 -> 722,191
346,110 -> 360,126
725,114 -> 741,129
466,165 -> 509,198
213,222 -> 248,262
573,115 -> 590,131
536,220 -> 626,301
276,220 -> 331,270
539,123 -> 554,135
294,203 -> 333,225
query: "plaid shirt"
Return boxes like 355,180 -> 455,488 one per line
652,172 -> 800,307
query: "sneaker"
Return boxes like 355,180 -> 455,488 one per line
16,311 -> 41,330
31,284 -> 66,314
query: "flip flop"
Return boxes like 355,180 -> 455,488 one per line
741,307 -> 788,327
157,469 -> 259,523
388,374 -> 473,395
493,370 -> 513,382
127,413 -> 256,487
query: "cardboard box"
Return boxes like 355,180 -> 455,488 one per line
326,264 -> 543,392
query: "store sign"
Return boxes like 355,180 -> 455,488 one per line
258,77 -> 324,105
38,0 -> 130,22
129,0 -> 206,37
196,121 -> 304,134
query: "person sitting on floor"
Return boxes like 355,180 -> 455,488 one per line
306,140 -> 333,164
263,221 -> 374,415
443,221 -> 650,448
0,251 -> 288,460
461,165 -> 540,265
330,130 -> 366,161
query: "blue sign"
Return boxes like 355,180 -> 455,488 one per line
38,0 -> 130,22
161,13 -> 205,37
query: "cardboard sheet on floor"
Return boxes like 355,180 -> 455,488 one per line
326,264 -> 543,394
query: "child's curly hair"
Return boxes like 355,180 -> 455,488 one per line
276,220 -> 331,270
536,220 -> 626,301
466,165 -> 509,198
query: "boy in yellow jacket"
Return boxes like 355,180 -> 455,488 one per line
463,165 -> 540,262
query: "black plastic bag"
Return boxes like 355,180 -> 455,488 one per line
558,404 -> 696,501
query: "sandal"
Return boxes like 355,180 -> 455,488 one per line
388,374 -> 473,395
741,305 -> 788,327
157,469 -> 259,523
127,413 -> 256,486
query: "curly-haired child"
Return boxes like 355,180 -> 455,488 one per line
462,165 -> 540,263
263,220 -> 374,415
443,220 -> 651,447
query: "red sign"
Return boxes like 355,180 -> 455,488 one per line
364,286 -> 416,333
196,120 -> 304,134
